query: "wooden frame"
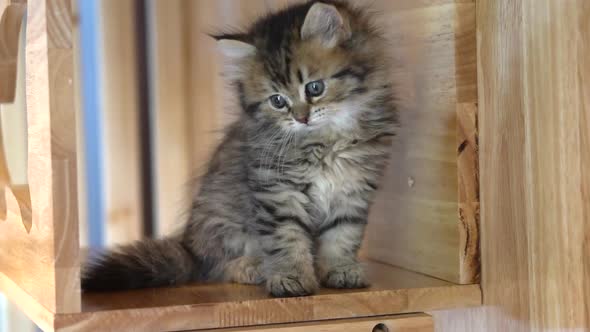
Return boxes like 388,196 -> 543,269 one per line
197,314 -> 434,332
0,0 -> 584,330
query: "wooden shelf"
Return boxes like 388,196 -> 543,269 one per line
3,261 -> 480,331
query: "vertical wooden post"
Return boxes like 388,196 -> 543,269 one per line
0,0 -> 80,314
148,0 -> 191,236
98,0 -> 144,245
435,0 -> 590,330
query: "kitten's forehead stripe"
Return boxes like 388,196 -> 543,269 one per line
284,51 -> 292,85
331,65 -> 371,81
350,87 -> 368,95
332,68 -> 354,79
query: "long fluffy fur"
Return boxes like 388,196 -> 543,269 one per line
82,238 -> 205,291
83,0 -> 397,297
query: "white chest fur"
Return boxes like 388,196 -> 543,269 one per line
307,143 -> 370,226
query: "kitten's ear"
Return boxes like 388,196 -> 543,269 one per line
213,37 -> 255,79
216,39 -> 256,60
301,3 -> 351,47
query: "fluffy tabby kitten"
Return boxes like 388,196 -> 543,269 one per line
83,0 -> 397,297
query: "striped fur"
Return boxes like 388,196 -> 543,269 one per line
83,0 -> 397,297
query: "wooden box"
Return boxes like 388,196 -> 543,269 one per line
0,1 -> 481,331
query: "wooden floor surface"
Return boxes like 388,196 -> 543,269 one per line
51,261 -> 480,331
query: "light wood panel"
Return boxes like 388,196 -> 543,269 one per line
99,0 -> 143,245
199,314 -> 433,332
56,261 -> 479,332
456,102 -> 479,284
0,0 -> 80,314
365,0 -> 478,284
434,0 -> 590,331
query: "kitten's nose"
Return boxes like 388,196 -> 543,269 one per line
292,107 -> 310,125
295,115 -> 309,124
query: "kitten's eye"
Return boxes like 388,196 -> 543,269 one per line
269,94 -> 287,109
305,80 -> 325,97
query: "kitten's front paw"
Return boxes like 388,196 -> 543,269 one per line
322,264 -> 369,289
228,257 -> 264,285
267,273 -> 318,297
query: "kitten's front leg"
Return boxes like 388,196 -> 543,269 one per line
317,218 -> 369,289
262,219 -> 318,297
255,191 -> 318,297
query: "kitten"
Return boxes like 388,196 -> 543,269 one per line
82,0 -> 397,297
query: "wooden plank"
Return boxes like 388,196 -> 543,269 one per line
453,2 -> 479,284
55,261 -> 480,331
0,0 -> 80,314
98,0 -> 143,245
70,0 -> 87,249
456,103 -> 479,284
365,0 -> 478,284
198,313 -> 433,332
434,0 -> 590,330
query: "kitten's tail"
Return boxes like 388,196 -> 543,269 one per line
82,237 -> 202,291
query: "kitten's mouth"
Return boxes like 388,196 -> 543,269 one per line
290,108 -> 330,129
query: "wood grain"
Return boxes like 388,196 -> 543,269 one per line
99,0 -> 144,245
434,0 -> 590,330
198,313 -> 433,332
55,261 -> 480,332
0,0 -> 80,314
456,103 -> 479,284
